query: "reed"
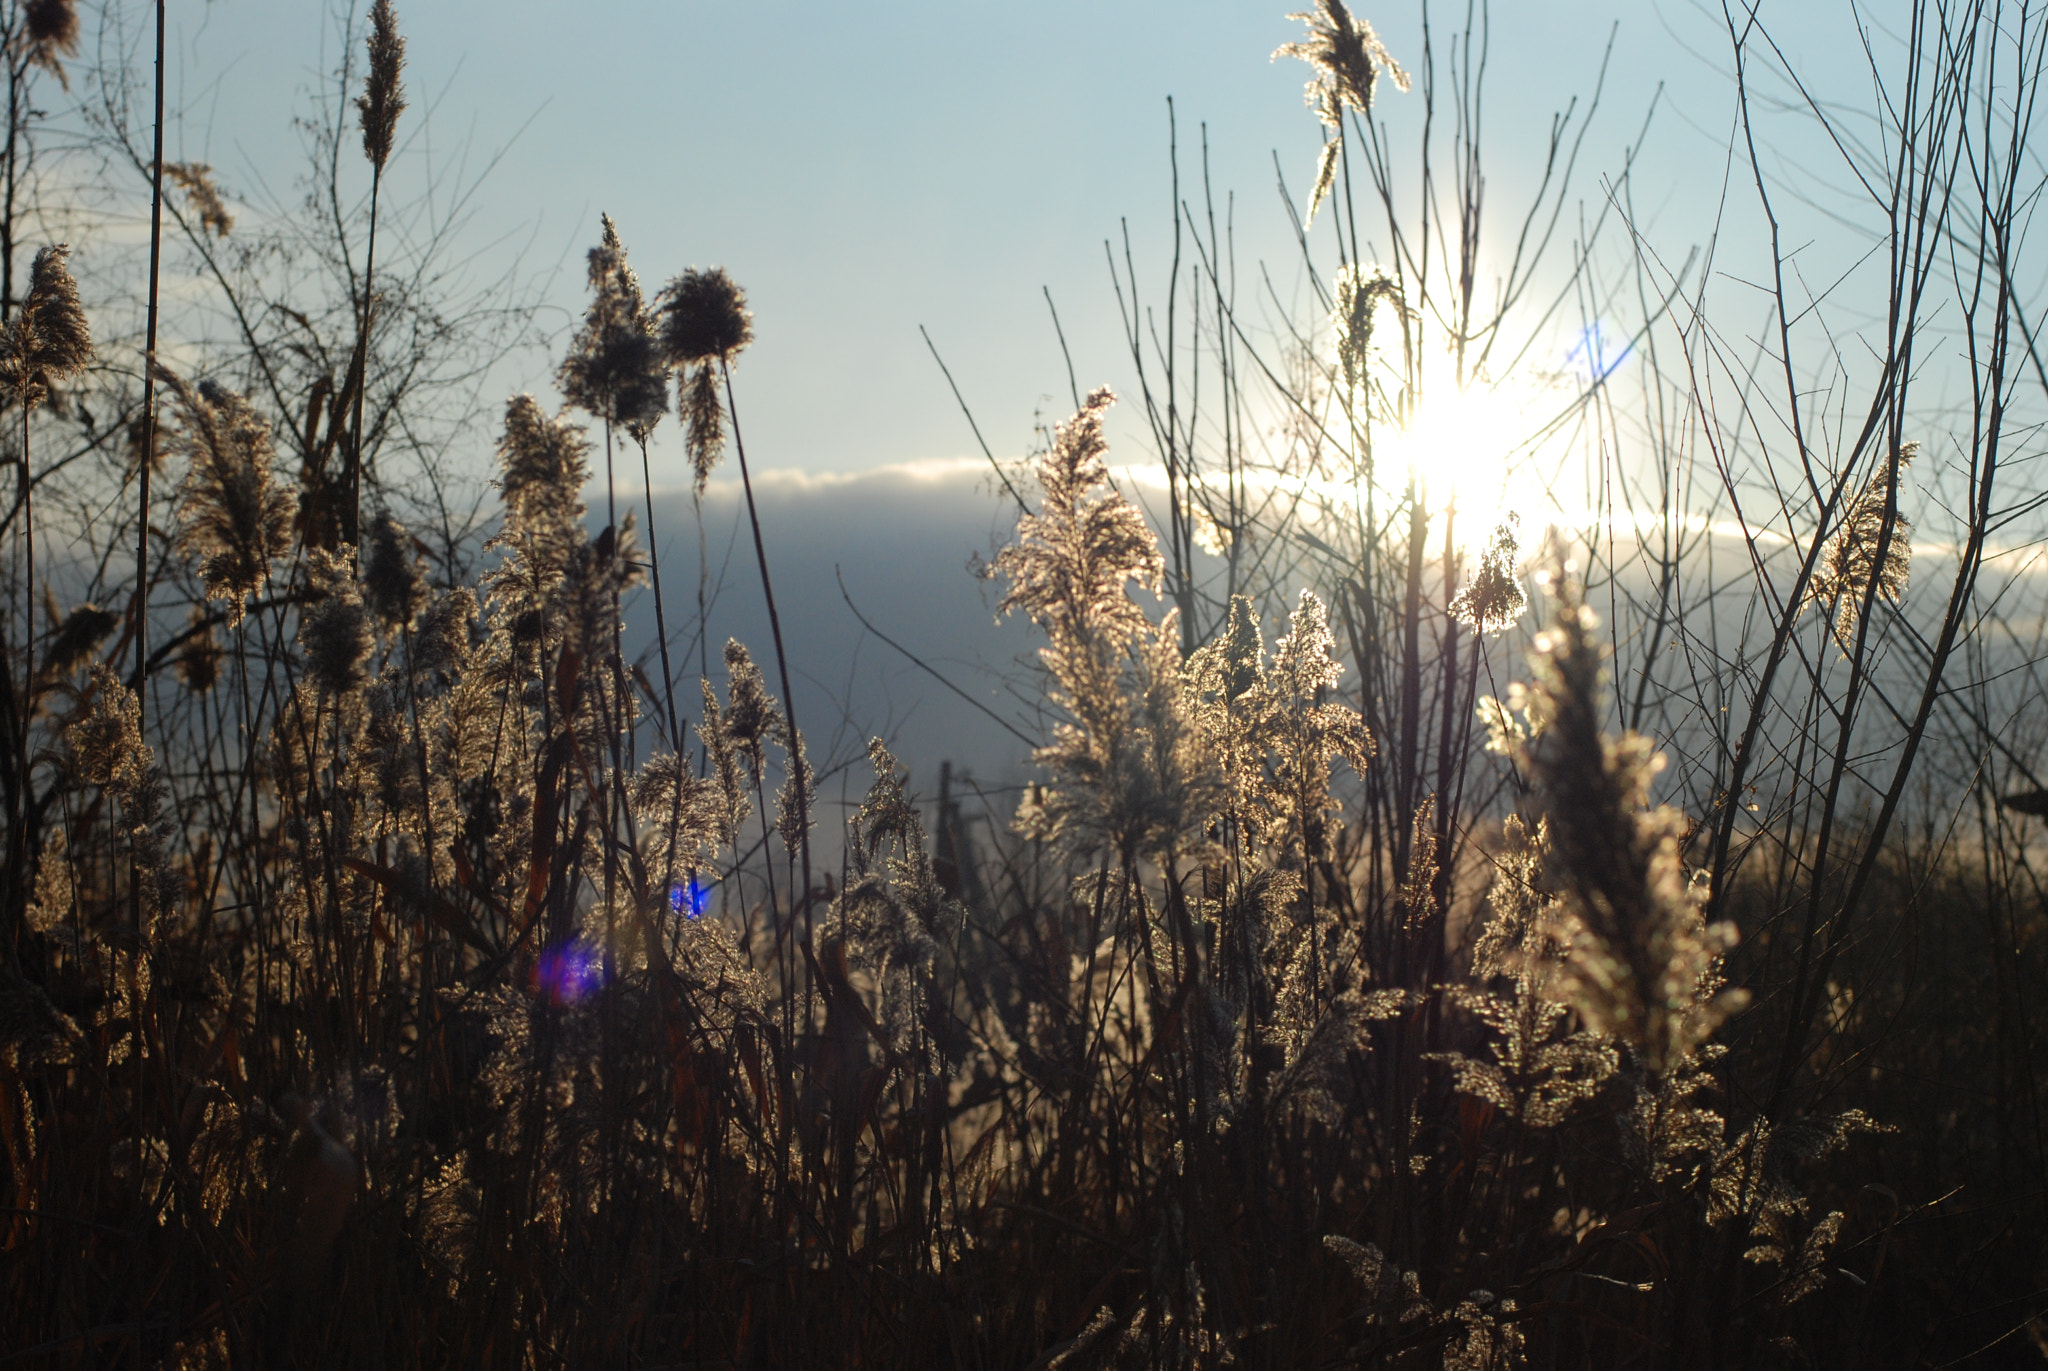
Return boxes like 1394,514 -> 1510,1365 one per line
0,2 -> 2043,1367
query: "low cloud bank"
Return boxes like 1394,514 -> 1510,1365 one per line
625,460 -> 1044,827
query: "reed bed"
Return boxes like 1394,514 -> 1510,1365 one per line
2,1 -> 2046,1367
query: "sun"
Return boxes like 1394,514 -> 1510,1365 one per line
1372,367 -> 1570,554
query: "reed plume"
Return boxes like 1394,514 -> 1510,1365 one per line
559,215 -> 667,439
363,508 -> 426,629
165,162 -> 233,238
35,599 -> 116,690
1331,262 -> 1402,397
495,393 -> 588,541
657,266 -> 752,492
5,242 -> 90,791
64,664 -> 179,917
1,242 -> 90,407
1810,442 -> 1916,636
300,548 -> 373,696
162,370 -> 297,627
1449,517 -> 1527,634
357,0 -> 406,173
17,0 -> 77,87
345,0 -> 406,544
1276,1 -> 1409,224
1516,567 -> 1746,1074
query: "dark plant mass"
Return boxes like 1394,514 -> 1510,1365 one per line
2,2 -> 2046,1369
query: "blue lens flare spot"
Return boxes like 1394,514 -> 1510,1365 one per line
535,940 -> 605,1005
1567,321 -> 1630,382
669,879 -> 711,920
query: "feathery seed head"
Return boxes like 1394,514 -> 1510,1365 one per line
301,549 -> 373,696
67,663 -> 149,795
776,728 -> 815,853
655,264 -> 750,494
720,639 -> 782,776
1,243 -> 91,409
411,586 -> 475,677
656,267 -> 752,366
163,370 -> 297,628
1222,595 -> 1263,701
358,0 -> 407,172
681,362 -> 726,494
497,394 -> 589,530
38,601 -> 117,688
996,386 -> 1162,654
1519,564 -> 1746,1073
1278,3 -> 1407,224
364,509 -> 427,629
19,0 -> 77,86
558,216 -> 669,436
1810,443 -> 1916,637
1450,517 -> 1528,634
165,164 -> 233,238
68,665 -> 180,918
1276,1 -> 1410,126
1332,264 -> 1402,394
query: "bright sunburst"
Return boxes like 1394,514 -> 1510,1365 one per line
1372,367 -> 1571,553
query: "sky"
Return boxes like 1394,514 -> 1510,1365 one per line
143,0 -> 1835,483
105,0 -> 1955,796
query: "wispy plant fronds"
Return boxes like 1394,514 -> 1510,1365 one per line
165,163 -> 233,238
17,0 -> 77,87
492,394 -> 590,583
1450,517 -> 1527,634
656,267 -> 753,366
162,370 -> 296,627
64,665 -> 179,918
1331,262 -> 1402,393
66,662 -> 149,797
1276,0 -> 1410,123
1516,570 -> 1746,1074
1810,442 -> 1916,637
680,361 -> 725,493
996,388 -> 1160,683
410,584 -> 474,677
1306,138 -> 1342,228
630,750 -> 727,870
1187,590 -> 1371,854
0,243 -> 90,408
301,548 -> 373,696
1439,817 -> 1619,1128
36,600 -> 116,690
1024,612 -> 1215,856
364,508 -> 426,629
699,675 -> 751,835
719,638 -> 782,782
1276,1 -> 1408,223
558,215 -> 668,438
659,268 -> 752,490
357,0 -> 406,172
996,388 -> 1218,854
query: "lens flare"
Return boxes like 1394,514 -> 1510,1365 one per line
534,940 -> 605,1006
669,878 -> 711,920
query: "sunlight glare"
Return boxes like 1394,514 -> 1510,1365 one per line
1373,368 -> 1567,555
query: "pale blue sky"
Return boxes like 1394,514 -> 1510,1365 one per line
148,0 -> 1821,483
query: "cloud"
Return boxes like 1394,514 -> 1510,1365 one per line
621,459 -> 1044,822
